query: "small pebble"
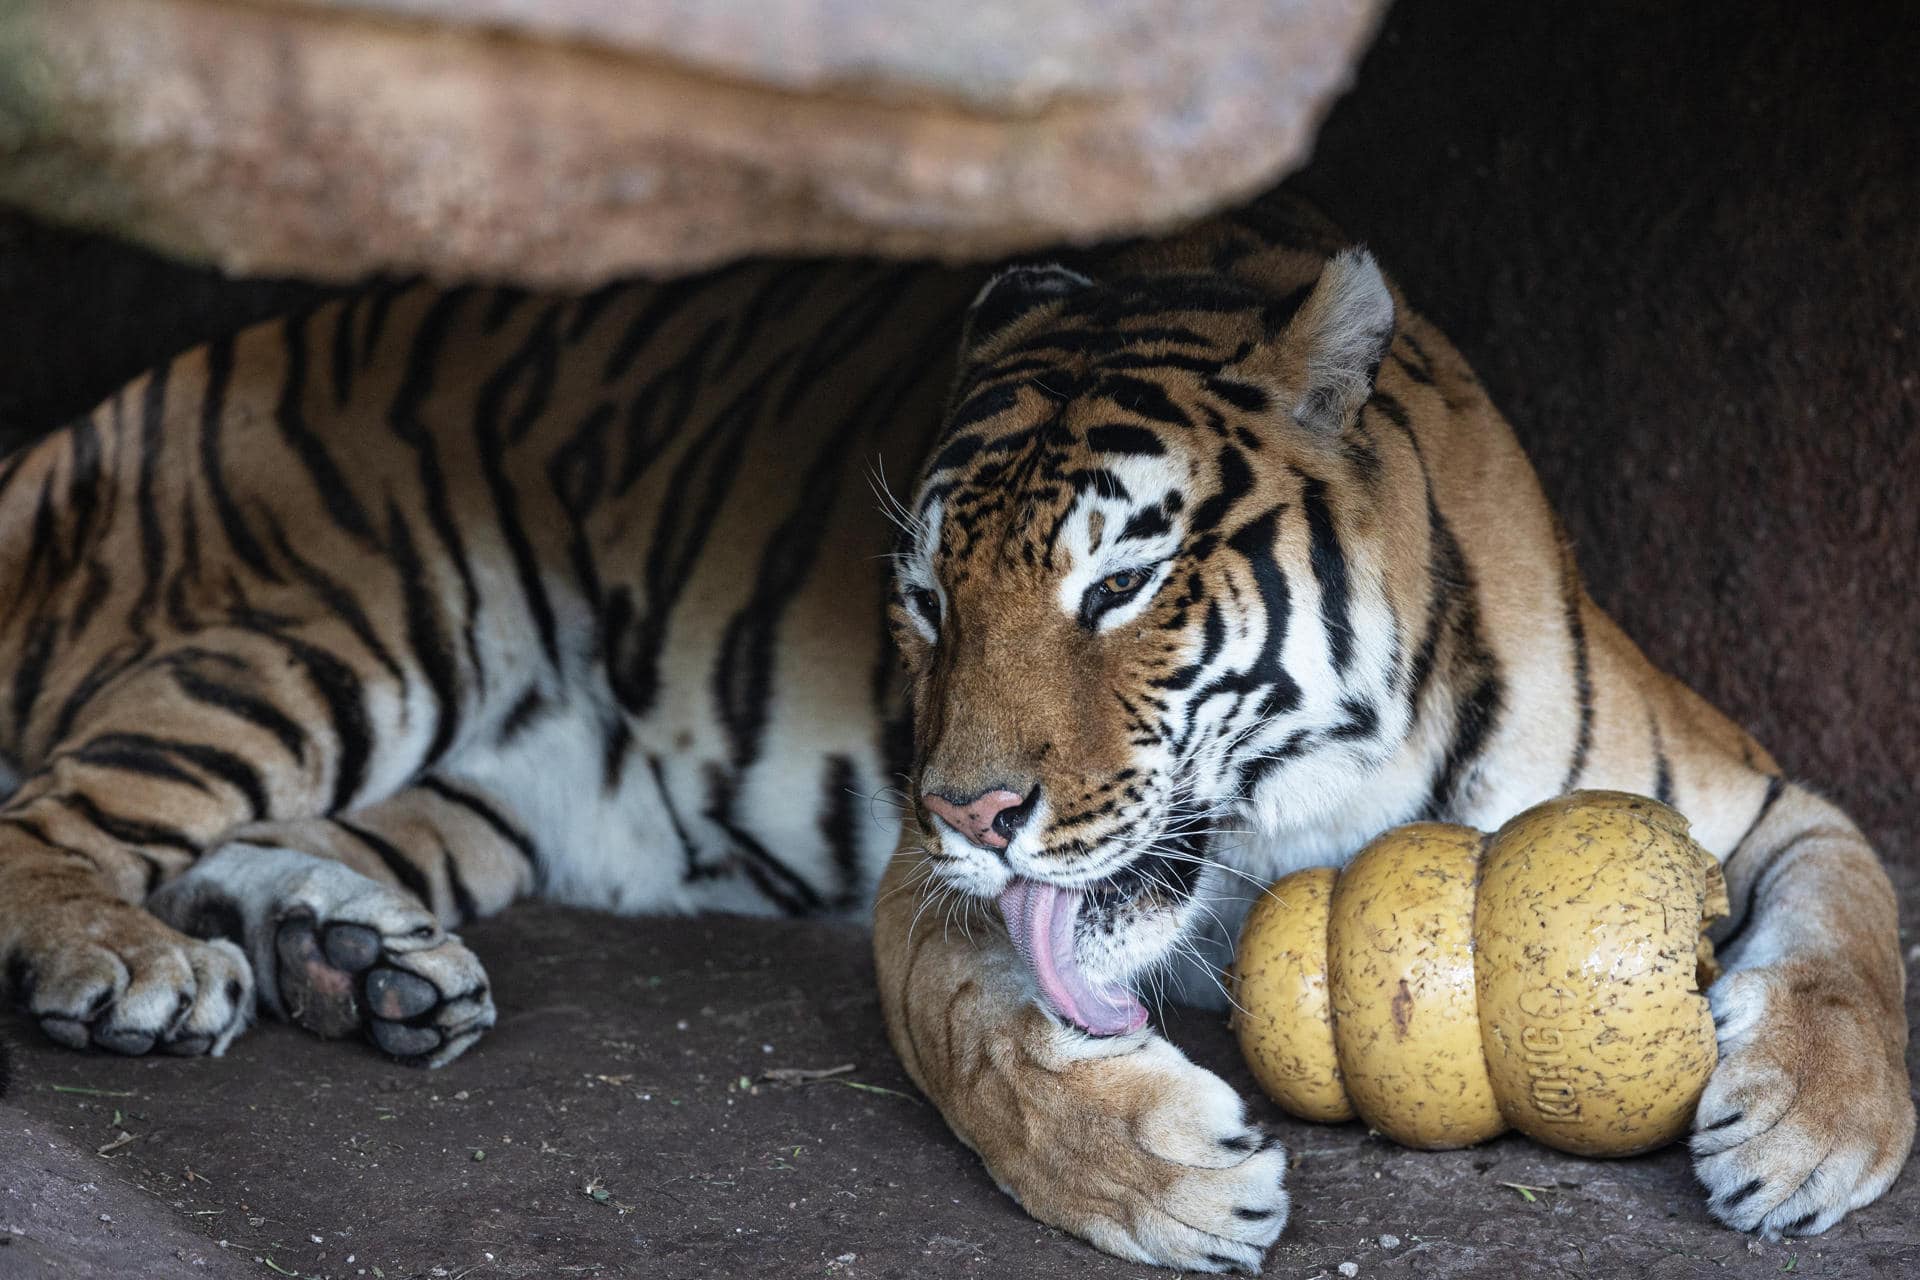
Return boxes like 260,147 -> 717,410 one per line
1379,1234 -> 1400,1249
1339,1264 -> 1359,1278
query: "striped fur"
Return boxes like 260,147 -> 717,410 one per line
873,202 -> 1911,1267
0,196 -> 1905,1271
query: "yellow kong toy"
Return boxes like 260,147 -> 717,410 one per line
1230,790 -> 1728,1157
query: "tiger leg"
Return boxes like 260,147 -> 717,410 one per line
0,631 -> 457,1058
872,842 -> 1290,1273
1689,782 -> 1913,1237
148,778 -> 535,1067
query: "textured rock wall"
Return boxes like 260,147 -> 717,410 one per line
0,0 -> 1385,284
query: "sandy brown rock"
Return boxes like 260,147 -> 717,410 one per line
0,0 -> 1385,284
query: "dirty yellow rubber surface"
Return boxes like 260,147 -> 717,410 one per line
1232,791 -> 1728,1156
1231,866 -> 1354,1123
1329,823 -> 1505,1149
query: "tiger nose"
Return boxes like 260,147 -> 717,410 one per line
922,787 -> 1036,851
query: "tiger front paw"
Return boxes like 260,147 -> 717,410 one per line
8,896 -> 254,1058
1691,963 -> 1915,1237
975,1014 -> 1289,1273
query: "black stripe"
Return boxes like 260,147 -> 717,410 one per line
1204,377 -> 1272,414
1330,697 -> 1378,740
441,842 -> 481,924
1155,598 -> 1227,694
610,358 -> 788,715
65,737 -> 211,797
1422,665 -> 1502,821
330,292 -> 362,407
0,443 -> 27,509
495,686 -> 549,746
719,265 -> 836,375
1726,821 -> 1835,945
337,818 -> 435,908
1724,775 -> 1787,875
1396,332 -> 1436,384
1119,505 -> 1173,543
164,500 -> 204,631
704,767 -> 824,915
1083,423 -> 1165,457
601,276 -> 706,383
610,316 -> 726,498
819,754 -> 863,907
358,280 -> 405,366
1405,467 -> 1505,819
648,756 -> 716,885
771,267 -> 911,418
132,365 -> 171,630
9,617 -> 57,747
1649,708 -> 1675,807
417,776 -> 538,873
1298,471 -> 1354,677
63,791 -> 199,855
1095,373 -> 1190,427
1190,445 -> 1253,534
165,656 -> 310,765
1558,534 -> 1594,792
1189,509 -> 1301,757
68,732 -> 269,821
601,717 -> 634,794
21,470 -> 64,588
232,616 -> 372,812
256,510 -> 407,687
386,502 -> 463,767
199,338 -> 281,582
565,280 -> 627,343
50,640 -> 154,746
548,400 -> 617,611
278,312 -> 379,547
715,360 -> 921,774
943,382 -> 1020,438
482,286 -> 529,333
471,304 -> 564,665
61,415 -> 104,573
67,559 -> 112,638
386,288 -> 487,682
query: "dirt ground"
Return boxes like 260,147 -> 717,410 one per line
7,906 -> 1917,1280
2,1 -> 1917,1277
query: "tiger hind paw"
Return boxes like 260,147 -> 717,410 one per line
9,896 -> 254,1058
149,843 -> 493,1068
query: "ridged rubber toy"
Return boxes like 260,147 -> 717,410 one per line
1229,790 -> 1728,1157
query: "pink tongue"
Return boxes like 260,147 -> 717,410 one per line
998,878 -> 1149,1037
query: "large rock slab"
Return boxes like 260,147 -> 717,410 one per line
0,0 -> 1385,284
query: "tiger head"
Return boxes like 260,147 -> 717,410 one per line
892,243 -> 1410,1035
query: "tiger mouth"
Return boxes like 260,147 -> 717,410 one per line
1084,840 -> 1208,911
999,877 -> 1151,1037
996,836 -> 1211,1038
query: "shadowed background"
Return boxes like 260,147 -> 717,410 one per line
0,1 -> 1914,1277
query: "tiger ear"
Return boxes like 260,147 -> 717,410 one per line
961,264 -> 1093,355
1284,248 -> 1396,433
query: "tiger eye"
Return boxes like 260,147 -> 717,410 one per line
1103,570 -> 1140,594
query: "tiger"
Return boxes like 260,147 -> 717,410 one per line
0,195 -> 1907,1274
